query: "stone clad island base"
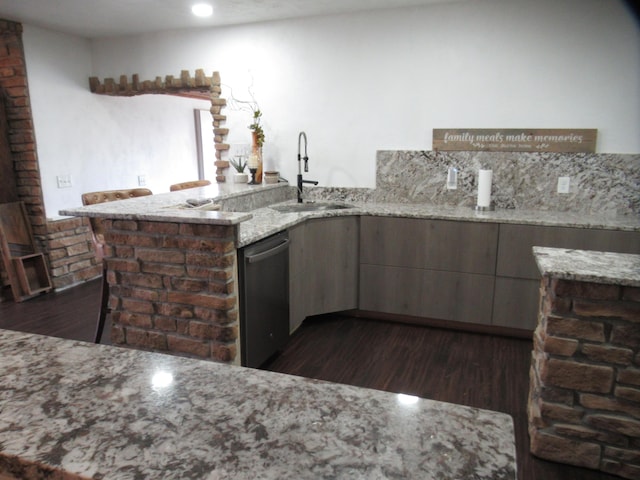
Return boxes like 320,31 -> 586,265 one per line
0,329 -> 516,480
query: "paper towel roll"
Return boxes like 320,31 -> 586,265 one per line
477,169 -> 493,207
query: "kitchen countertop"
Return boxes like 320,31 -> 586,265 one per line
533,246 -> 640,287
59,182 -> 640,248
0,329 -> 517,479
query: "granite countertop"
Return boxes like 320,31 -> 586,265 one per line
0,329 -> 517,480
58,182 -> 640,247
533,246 -> 640,287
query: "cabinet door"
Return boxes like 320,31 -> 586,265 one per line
359,264 -> 495,324
360,217 -> 498,275
304,217 -> 359,316
492,277 -> 540,330
289,217 -> 359,332
497,224 -> 640,280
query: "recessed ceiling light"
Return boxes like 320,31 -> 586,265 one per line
192,3 -> 213,18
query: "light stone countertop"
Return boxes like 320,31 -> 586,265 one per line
533,246 -> 640,287
59,183 -> 640,247
0,329 -> 517,480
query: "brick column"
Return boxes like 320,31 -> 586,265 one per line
529,277 -> 640,479
104,219 -> 240,364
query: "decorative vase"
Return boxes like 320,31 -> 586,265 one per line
251,131 -> 263,184
233,173 -> 248,183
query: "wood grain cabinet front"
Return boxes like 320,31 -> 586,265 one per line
359,217 -> 498,325
492,224 -> 640,330
289,217 -> 359,333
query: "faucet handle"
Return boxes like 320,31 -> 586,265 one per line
304,156 -> 309,172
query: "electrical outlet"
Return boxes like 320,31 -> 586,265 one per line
557,176 -> 570,194
138,175 -> 147,187
56,174 -> 72,188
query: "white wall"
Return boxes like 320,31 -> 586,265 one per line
23,26 -> 210,219
22,0 -> 640,217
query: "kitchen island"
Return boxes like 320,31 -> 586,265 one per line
0,328 -> 517,479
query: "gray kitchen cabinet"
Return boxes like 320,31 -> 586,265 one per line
289,216 -> 359,332
493,224 -> 640,330
359,217 -> 498,325
360,217 -> 498,274
496,224 -> 640,280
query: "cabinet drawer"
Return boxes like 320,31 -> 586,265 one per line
359,264 -> 495,325
360,217 -> 498,275
492,277 -> 540,330
497,224 -> 640,280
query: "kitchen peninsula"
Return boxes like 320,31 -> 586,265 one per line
60,171 -> 640,367
0,328 -> 517,479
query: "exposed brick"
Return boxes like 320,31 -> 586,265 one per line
543,335 -> 579,356
121,298 -> 155,314
606,446 -> 640,464
586,414 -> 640,437
116,312 -> 153,329
553,279 -> 621,300
611,324 -> 640,348
157,303 -> 194,319
573,299 -> 640,322
118,272 -> 163,289
166,335 -> 210,358
125,328 -> 167,351
106,258 -> 140,273
162,236 -> 235,253
540,399 -> 584,423
554,423 -> 627,446
179,223 -> 234,238
166,291 -> 235,310
212,343 -> 237,363
622,286 -> 640,302
529,429 -> 600,469
581,393 -> 640,420
601,459 -> 640,480
194,307 -> 237,325
154,316 -> 177,332
186,266 -> 233,281
141,263 -> 185,277
137,248 -> 185,264
618,368 -> 640,387
185,252 -> 235,268
546,315 -> 605,342
189,322 -> 237,342
106,232 -> 157,247
581,343 -> 634,365
111,220 -> 139,231
139,221 -> 180,235
542,358 -> 614,393
615,386 -> 640,405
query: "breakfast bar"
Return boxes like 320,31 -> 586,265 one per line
0,328 -> 517,479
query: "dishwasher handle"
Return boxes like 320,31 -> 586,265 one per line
245,238 -> 290,264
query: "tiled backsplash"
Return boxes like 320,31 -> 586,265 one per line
308,151 -> 640,216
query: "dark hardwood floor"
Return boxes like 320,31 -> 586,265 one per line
0,281 -> 616,480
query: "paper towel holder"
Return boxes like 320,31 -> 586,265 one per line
474,204 -> 495,212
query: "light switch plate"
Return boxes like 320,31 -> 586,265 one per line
138,175 -> 147,186
557,176 -> 570,194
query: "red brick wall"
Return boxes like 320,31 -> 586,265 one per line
104,219 -> 240,364
529,277 -> 640,479
1,19 -> 101,295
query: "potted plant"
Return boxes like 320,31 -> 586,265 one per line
229,157 -> 248,183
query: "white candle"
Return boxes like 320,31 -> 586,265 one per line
248,153 -> 258,169
477,169 -> 493,207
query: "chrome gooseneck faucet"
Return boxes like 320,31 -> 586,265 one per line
297,131 -> 318,203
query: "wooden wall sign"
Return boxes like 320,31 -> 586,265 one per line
433,128 -> 597,153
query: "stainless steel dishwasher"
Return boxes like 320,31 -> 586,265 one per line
238,232 -> 290,368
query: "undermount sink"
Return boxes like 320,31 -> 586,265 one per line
271,202 -> 354,213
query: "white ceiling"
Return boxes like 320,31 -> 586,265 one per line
0,0 -> 465,39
